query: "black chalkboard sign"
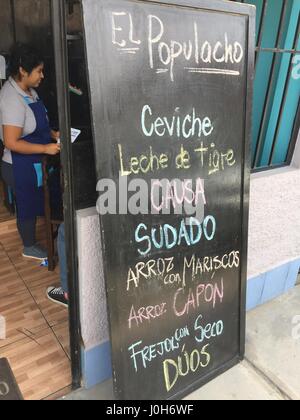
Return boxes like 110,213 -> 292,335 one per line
82,0 -> 255,400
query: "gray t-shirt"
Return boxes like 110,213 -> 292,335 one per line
0,77 -> 39,164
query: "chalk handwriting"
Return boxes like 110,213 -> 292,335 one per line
126,251 -> 240,291
194,142 -> 236,175
112,12 -> 141,52
127,256 -> 184,291
128,302 -> 167,329
194,314 -> 224,343
118,142 -> 236,177
173,279 -> 224,316
163,344 -> 211,391
135,216 -> 216,257
118,144 -> 169,176
141,105 -> 214,139
111,12 -> 244,81
151,178 -> 206,213
183,251 -> 240,282
128,326 -> 190,372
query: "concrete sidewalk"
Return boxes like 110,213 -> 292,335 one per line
62,284 -> 300,401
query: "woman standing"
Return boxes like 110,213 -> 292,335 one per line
0,44 -> 60,260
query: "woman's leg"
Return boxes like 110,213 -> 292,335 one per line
46,223 -> 68,307
16,218 -> 36,247
1,161 -> 36,247
57,223 -> 68,294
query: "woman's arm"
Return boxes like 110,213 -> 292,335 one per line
3,125 -> 60,155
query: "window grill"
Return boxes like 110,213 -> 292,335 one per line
231,0 -> 300,171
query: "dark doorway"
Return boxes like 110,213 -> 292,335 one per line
0,0 -> 97,399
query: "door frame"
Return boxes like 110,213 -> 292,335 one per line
51,0 -> 82,390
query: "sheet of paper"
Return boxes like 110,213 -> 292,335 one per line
57,128 -> 81,144
71,128 -> 81,143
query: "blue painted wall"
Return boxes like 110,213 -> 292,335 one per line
81,341 -> 112,389
247,259 -> 300,311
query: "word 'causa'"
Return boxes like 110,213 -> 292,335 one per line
111,12 -> 244,81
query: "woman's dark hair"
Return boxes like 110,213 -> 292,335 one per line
9,43 -> 44,78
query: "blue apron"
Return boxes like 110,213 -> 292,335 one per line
12,98 -> 51,220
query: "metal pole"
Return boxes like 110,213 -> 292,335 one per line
255,0 -> 268,64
